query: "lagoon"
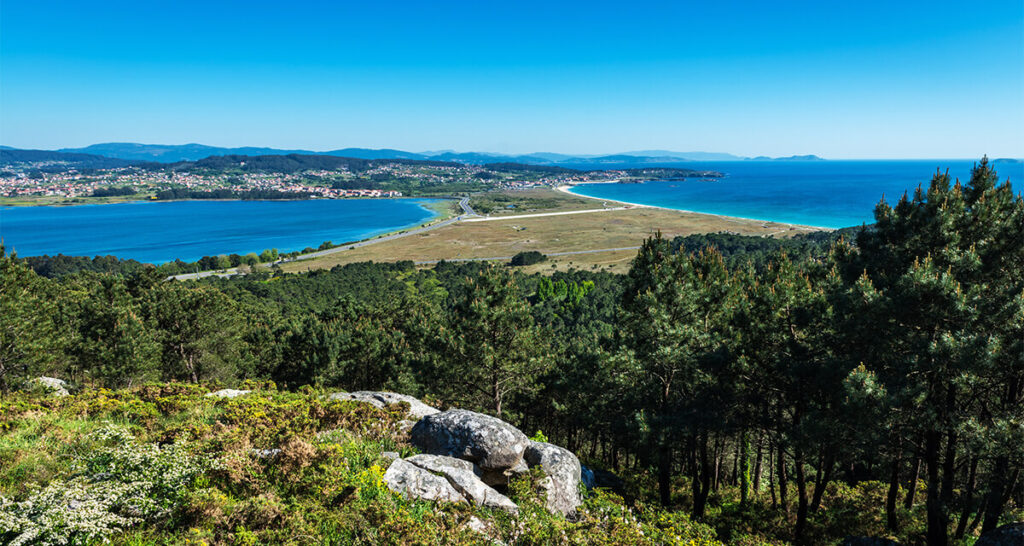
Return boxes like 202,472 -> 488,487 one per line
0,198 -> 444,263
568,160 -> 1023,229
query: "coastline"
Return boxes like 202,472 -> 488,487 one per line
555,184 -> 830,232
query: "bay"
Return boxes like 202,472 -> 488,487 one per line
0,198 -> 444,263
567,160 -> 1024,229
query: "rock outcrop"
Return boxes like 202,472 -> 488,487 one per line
28,377 -> 70,396
405,454 -> 518,513
976,523 -> 1024,546
206,388 -> 251,398
383,459 -> 465,503
524,441 -> 582,516
330,391 -> 439,419
379,397 -> 603,518
410,409 -> 530,473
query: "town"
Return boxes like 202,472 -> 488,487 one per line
0,153 -> 697,204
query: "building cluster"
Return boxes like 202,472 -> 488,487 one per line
0,167 -> 402,199
0,159 -> 633,200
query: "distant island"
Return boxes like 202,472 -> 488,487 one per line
747,154 -> 825,161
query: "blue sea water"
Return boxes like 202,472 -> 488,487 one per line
568,160 -> 1024,229
0,198 -> 443,263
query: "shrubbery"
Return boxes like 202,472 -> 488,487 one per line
0,384 -> 732,545
510,250 -> 546,266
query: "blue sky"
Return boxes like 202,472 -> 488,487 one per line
1,1 -> 1021,158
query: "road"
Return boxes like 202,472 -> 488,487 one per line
291,196 -> 476,261
169,197 -> 477,281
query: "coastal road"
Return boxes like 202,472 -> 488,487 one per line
169,196 -> 478,281
291,196 -> 477,261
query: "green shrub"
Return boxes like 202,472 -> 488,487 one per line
510,251 -> 547,266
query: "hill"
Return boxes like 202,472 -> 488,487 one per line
0,148 -> 133,170
175,153 -> 459,174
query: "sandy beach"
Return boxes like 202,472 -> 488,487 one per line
555,184 -> 828,232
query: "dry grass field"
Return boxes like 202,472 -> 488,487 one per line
282,192 -> 825,274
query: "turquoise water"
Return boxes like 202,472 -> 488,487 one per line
0,199 -> 443,263
568,160 -> 1024,229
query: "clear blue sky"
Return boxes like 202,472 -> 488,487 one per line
1,1 -> 1021,158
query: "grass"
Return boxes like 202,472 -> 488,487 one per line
282,201 -> 824,274
0,194 -> 157,207
469,188 -> 601,216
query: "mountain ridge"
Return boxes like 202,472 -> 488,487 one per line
48,142 -> 824,165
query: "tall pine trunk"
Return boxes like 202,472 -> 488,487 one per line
904,452 -> 921,509
658,439 -> 672,506
740,432 -> 751,506
811,451 -> 834,513
753,433 -> 764,495
794,445 -> 810,544
981,455 -> 1009,533
925,429 -> 948,546
692,432 -> 712,519
886,446 -> 903,532
954,456 -> 978,539
778,441 -> 789,515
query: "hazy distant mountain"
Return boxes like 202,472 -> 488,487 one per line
621,150 -> 747,161
58,143 -> 316,163
518,152 -> 581,162
59,143 -> 432,162
41,142 -> 825,165
323,148 -> 425,160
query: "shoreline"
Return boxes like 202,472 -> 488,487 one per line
555,184 -> 830,231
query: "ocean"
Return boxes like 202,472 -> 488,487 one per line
0,198 -> 443,263
567,160 -> 1023,229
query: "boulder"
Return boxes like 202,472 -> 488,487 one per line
976,523 -> 1024,546
28,377 -> 69,396
330,391 -> 439,419
524,441 -> 582,516
329,391 -> 385,408
382,459 -> 465,503
406,454 -> 518,513
410,409 -> 530,473
206,389 -> 251,399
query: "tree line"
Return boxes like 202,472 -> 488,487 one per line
2,159 -> 1019,545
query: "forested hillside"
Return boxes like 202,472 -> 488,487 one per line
1,159 -> 1021,545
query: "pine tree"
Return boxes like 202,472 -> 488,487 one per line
435,265 -> 551,419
